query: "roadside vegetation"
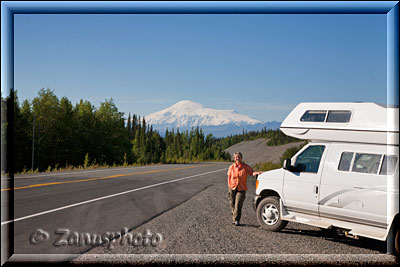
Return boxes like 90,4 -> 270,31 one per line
253,143 -> 306,172
1,88 -> 303,175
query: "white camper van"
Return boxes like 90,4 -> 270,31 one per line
253,102 -> 399,254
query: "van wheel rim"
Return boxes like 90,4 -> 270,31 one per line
261,203 -> 279,225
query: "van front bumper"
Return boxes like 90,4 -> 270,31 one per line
253,195 -> 261,211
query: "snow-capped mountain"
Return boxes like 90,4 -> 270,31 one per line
145,100 -> 281,137
146,100 -> 261,127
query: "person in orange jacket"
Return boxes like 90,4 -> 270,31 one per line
227,152 -> 263,226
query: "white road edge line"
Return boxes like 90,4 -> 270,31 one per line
1,168 -> 228,226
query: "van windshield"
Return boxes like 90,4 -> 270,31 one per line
295,145 -> 325,173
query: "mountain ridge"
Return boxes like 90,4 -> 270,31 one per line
145,100 -> 281,137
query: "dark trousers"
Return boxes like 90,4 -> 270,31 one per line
228,187 -> 246,223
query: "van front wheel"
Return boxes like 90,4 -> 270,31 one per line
256,196 -> 288,232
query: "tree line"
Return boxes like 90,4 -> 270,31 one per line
1,88 -> 300,174
2,88 -> 233,173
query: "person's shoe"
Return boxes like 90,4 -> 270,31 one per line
234,221 -> 240,226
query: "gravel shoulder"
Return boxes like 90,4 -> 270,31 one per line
73,168 -> 397,265
224,138 -> 305,165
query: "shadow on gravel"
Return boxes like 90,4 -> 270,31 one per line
280,227 -> 387,254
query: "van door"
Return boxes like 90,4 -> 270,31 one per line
283,144 -> 327,217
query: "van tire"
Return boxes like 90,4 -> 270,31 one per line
256,196 -> 288,232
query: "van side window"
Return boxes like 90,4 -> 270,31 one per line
338,152 -> 354,171
326,110 -> 352,123
300,111 -> 326,122
352,153 -> 382,174
380,155 -> 398,176
294,145 -> 325,173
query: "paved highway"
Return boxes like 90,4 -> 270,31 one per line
2,163 -> 229,256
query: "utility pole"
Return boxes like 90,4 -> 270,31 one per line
32,114 -> 35,171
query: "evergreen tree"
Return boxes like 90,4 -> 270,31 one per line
14,92 -> 32,171
31,88 -> 61,170
131,114 -> 137,139
75,99 -> 97,166
127,113 -> 132,136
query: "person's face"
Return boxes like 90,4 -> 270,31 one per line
234,155 -> 242,164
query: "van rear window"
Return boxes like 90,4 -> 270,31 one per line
352,153 -> 382,174
338,152 -> 353,171
380,155 -> 398,176
338,152 -> 397,176
326,110 -> 351,123
351,153 -> 382,174
300,110 -> 352,123
300,111 -> 326,122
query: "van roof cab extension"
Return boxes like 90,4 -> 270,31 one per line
280,102 -> 399,145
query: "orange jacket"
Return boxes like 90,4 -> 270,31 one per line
227,163 -> 254,191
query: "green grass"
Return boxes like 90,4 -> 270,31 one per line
253,161 -> 282,172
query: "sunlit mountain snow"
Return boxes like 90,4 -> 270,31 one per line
145,100 -> 261,127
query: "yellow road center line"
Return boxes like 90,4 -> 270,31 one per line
1,165 -> 212,191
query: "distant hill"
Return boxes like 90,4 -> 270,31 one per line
145,100 -> 281,137
224,138 -> 305,165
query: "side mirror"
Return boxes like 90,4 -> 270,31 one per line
283,159 -> 291,170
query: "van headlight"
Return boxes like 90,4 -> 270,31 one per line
256,179 -> 259,190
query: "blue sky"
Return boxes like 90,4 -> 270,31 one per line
14,14 -> 388,122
